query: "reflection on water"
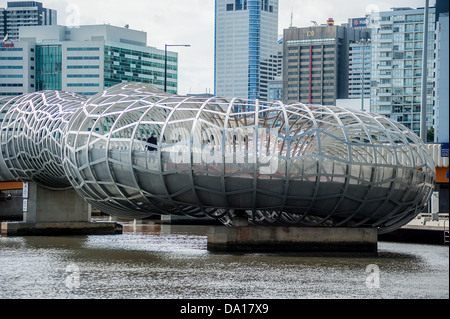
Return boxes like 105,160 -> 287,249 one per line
0,221 -> 448,299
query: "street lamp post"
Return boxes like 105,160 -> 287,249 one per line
164,44 -> 191,93
357,38 -> 370,111
420,0 -> 429,143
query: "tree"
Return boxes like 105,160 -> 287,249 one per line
427,126 -> 434,143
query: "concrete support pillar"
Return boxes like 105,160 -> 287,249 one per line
233,209 -> 249,227
1,182 -> 122,236
161,215 -> 172,224
23,183 -> 90,223
207,226 -> 378,255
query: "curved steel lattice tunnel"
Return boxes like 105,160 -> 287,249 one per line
0,83 -> 435,233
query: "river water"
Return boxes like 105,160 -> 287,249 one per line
0,221 -> 448,299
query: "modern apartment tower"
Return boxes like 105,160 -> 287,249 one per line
348,41 -> 371,102
368,7 -> 436,136
434,5 -> 449,143
0,1 -> 56,41
214,0 -> 279,101
347,18 -> 371,108
0,24 -> 179,97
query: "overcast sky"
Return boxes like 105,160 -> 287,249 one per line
11,0 -> 434,95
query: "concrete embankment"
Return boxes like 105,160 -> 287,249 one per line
379,217 -> 449,246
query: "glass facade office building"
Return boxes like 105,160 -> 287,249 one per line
215,0 -> 279,101
104,43 -> 177,92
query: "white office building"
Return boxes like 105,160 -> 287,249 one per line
0,40 -> 35,96
0,24 -> 178,97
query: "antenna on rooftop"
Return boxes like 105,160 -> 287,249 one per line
290,9 -> 293,27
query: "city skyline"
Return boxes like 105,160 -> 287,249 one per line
4,0 -> 435,96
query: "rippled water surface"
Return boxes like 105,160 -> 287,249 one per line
0,222 -> 448,299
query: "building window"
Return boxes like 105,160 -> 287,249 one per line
67,47 -> 100,51
0,57 -> 23,60
226,3 -> 234,11
67,65 -> 100,69
67,74 -> 100,78
0,47 -> 23,51
0,74 -> 23,78
0,65 -> 23,69
67,56 -> 100,60
75,92 -> 98,96
0,83 -> 23,87
67,83 -> 100,87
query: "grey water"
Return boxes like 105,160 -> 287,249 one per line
0,221 -> 448,299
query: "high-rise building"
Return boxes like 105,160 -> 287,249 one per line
282,22 -> 363,105
348,41 -> 371,103
434,7 -> 449,143
368,7 -> 436,136
267,76 -> 282,102
260,40 -> 283,101
0,24 -> 179,97
214,0 -> 279,101
347,17 -> 371,109
0,1 -> 57,41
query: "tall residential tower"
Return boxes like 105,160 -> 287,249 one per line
1,1 -> 56,41
214,0 -> 279,101
368,7 -> 436,136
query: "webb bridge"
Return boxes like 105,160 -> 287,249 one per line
0,82 -> 435,238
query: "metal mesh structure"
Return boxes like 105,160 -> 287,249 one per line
0,82 -> 436,233
0,91 -> 86,188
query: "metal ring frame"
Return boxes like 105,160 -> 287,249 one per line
0,82 -> 436,233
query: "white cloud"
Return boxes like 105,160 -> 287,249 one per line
34,0 -> 433,95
